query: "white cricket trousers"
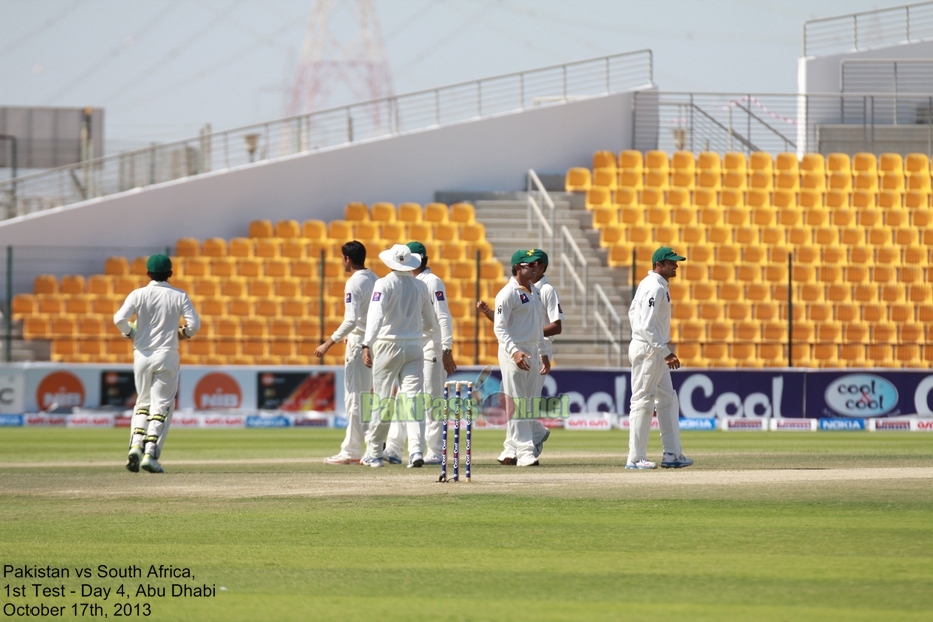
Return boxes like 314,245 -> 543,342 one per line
498,343 -> 540,462
386,350 -> 445,457
628,339 -> 682,462
364,339 -> 425,459
129,348 -> 179,459
337,333 -> 372,460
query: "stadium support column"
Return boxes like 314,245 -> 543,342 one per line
5,246 -> 11,363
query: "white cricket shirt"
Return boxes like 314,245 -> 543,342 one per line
114,280 -> 200,353
330,268 -> 378,342
493,276 -> 544,356
628,270 -> 673,358
417,267 -> 454,355
363,270 -> 439,344
535,274 -> 563,358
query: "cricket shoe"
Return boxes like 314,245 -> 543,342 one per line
625,458 -> 657,470
383,450 -> 403,465
126,445 -> 142,473
661,453 -> 694,469
422,451 -> 443,465
323,454 -> 359,465
407,452 -> 424,468
140,454 -> 164,474
360,456 -> 384,468
533,428 -> 550,458
497,452 -> 517,466
516,455 -> 540,467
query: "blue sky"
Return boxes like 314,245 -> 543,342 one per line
0,0 -> 892,151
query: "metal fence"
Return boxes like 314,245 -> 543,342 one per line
634,91 -> 933,156
0,51 -> 653,222
803,1 -> 933,57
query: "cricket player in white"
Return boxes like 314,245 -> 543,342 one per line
360,244 -> 439,468
114,254 -> 200,474
384,241 -> 457,465
627,246 -> 693,470
477,248 -> 559,463
494,250 -> 545,467
315,241 -> 378,465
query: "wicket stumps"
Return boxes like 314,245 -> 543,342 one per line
438,381 -> 472,483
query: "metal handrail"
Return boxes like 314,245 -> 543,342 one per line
593,282 -> 622,366
559,225 -> 588,328
526,169 -> 555,252
0,50 -> 653,219
803,1 -> 933,57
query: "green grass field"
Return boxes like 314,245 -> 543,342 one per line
1,428 -> 931,621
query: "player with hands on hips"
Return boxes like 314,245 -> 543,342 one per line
626,247 -> 693,470
384,241 -> 457,466
315,241 -> 378,465
359,244 -> 439,468
114,254 -> 200,474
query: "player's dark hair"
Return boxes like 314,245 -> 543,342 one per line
149,271 -> 170,282
419,254 -> 428,270
342,240 -> 366,267
511,264 -> 519,276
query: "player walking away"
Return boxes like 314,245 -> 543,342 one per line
493,250 -> 546,467
315,241 -> 378,465
114,254 -> 200,474
627,246 -> 693,470
384,241 -> 457,465
360,244 -> 439,468
476,248 -> 559,464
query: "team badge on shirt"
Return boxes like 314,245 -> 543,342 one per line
557,304 -> 563,313
666,292 -> 670,302
435,291 -> 445,301
519,292 -> 529,304
372,292 -> 382,302
345,293 -> 352,303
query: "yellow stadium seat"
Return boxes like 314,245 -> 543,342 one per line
345,202 -> 370,221
746,283 -> 770,302
691,282 -> 716,301
749,151 -> 773,176
749,171 -> 773,191
828,171 -> 852,193
371,203 -> 397,223
880,152 -> 903,175
225,238 -> 251,258
827,153 -> 851,174
695,170 -> 721,192
800,153 -> 825,176
396,203 -> 422,223
645,150 -> 669,175
421,203 -> 447,224
641,187 -> 664,208
449,203 -> 475,224
679,225 -> 704,245
771,189 -> 795,210
275,220 -> 300,239
618,150 -> 643,173
593,150 -> 616,170
854,173 -> 879,195
654,226 -> 677,246
249,220 -> 274,238
565,167 -> 592,192
592,168 -> 617,190
377,222 -> 404,243
881,172 -> 905,193
175,238 -> 200,257
775,152 -> 799,174
585,187 -> 612,208
668,188 -> 690,208
59,275 -> 85,296
618,169 -> 643,191
884,207 -> 909,228
600,226 -> 624,248
775,171 -> 799,192
853,152 -> 877,175
722,151 -> 746,176
722,171 -> 746,192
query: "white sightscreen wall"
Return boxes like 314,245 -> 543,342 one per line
0,92 -> 636,248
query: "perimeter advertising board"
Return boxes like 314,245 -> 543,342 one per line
805,370 -> 933,418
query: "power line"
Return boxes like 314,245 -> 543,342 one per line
0,0 -> 86,59
103,0 -> 246,105
43,0 -> 183,104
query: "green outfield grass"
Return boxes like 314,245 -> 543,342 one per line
1,428 -> 931,621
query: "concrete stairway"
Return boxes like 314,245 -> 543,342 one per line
472,195 -> 632,368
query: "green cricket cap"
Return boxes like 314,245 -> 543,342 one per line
146,254 -> 172,273
406,241 -> 427,259
527,248 -> 549,265
652,247 -> 686,265
511,249 -> 535,266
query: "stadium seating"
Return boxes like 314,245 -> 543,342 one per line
23,203 -> 501,367
569,148 -> 933,368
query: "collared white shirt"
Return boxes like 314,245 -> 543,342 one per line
331,268 -> 378,342
628,270 -> 672,357
534,274 -> 563,358
494,276 -> 544,356
114,280 -> 200,352
417,267 -> 453,354
363,270 -> 439,344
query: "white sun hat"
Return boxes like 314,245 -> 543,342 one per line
379,243 -> 422,271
